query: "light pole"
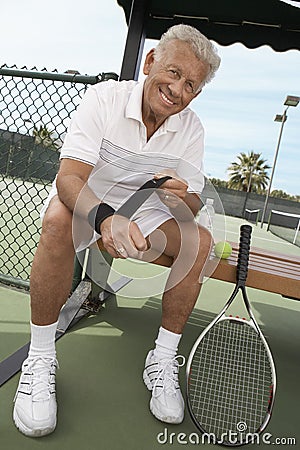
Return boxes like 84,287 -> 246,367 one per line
260,95 -> 300,228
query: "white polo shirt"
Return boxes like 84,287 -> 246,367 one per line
42,79 -> 205,249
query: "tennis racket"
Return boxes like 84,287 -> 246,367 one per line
186,224 -> 276,446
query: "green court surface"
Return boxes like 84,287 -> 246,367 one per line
0,216 -> 299,449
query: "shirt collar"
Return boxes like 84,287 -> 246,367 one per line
125,80 -> 182,133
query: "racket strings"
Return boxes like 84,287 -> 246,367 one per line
188,320 -> 273,441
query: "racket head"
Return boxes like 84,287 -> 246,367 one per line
186,312 -> 276,446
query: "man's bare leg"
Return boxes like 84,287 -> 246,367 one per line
30,196 -> 75,325
13,195 -> 76,437
143,218 -> 212,424
148,218 -> 212,333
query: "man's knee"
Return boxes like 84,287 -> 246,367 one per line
153,219 -> 213,263
41,197 -> 73,246
179,222 -> 212,258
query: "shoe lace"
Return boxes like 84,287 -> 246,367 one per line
25,356 -> 58,401
153,355 -> 185,398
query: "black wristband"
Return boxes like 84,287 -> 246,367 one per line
88,203 -> 115,233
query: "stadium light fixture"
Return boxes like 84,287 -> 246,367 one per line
284,95 -> 300,107
260,95 -> 299,227
274,114 -> 287,123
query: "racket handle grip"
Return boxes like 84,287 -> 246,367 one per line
116,175 -> 172,218
237,224 -> 252,285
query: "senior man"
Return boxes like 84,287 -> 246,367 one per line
13,24 -> 220,436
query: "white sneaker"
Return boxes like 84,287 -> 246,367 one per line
13,356 -> 58,437
143,350 -> 185,424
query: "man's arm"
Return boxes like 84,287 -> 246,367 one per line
182,192 -> 202,217
56,158 -> 99,218
167,191 -> 201,221
56,158 -> 147,258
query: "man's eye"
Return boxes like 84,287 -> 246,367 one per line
168,69 -> 178,78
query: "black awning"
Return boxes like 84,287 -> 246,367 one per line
117,0 -> 300,52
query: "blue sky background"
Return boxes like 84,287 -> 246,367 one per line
1,0 -> 299,196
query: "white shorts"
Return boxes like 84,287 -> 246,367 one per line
40,181 -> 174,252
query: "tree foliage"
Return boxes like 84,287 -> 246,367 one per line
209,153 -> 299,202
227,151 -> 270,193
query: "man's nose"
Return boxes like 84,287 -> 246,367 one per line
168,78 -> 185,97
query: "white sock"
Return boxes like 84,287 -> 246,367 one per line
153,326 -> 182,360
28,321 -> 58,359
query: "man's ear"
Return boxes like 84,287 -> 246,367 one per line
143,48 -> 156,75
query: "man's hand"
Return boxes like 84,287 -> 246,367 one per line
154,170 -> 188,209
155,169 -> 201,219
100,214 -> 147,259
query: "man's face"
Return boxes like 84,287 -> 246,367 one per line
142,39 -> 209,124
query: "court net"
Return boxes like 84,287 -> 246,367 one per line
267,209 -> 300,247
245,208 -> 260,225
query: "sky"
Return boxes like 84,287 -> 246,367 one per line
1,0 -> 300,196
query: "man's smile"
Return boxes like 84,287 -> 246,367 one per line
159,88 -> 176,106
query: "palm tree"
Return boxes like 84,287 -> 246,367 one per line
32,125 -> 59,150
227,151 -> 270,193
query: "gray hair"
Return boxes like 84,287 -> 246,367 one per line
154,24 -> 221,89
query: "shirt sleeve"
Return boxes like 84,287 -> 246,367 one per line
60,81 -> 115,166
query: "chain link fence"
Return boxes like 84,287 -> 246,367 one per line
0,65 -> 118,288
